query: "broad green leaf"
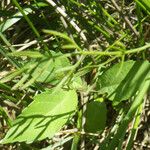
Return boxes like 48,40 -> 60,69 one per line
97,60 -> 150,105
85,101 -> 107,133
1,89 -> 78,143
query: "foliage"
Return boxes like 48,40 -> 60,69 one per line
1,89 -> 77,143
85,100 -> 107,133
0,0 -> 150,149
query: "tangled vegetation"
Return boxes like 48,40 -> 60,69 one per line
0,0 -> 150,149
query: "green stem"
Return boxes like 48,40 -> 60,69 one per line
12,0 -> 40,37
71,110 -> 82,150
12,0 -> 51,54
0,45 -> 20,68
0,32 -> 15,52
125,103 -> 143,150
74,43 -> 150,56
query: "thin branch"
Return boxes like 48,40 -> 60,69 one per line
55,128 -> 100,137
75,42 -> 150,56
111,0 -> 139,36
45,0 -> 88,44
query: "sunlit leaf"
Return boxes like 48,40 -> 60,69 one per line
1,89 -> 78,143
97,60 -> 150,105
8,51 -> 44,58
135,0 -> 150,14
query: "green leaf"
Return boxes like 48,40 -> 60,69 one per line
43,30 -> 75,44
1,89 -> 78,143
135,0 -> 150,14
8,51 -> 44,58
0,66 -> 28,83
141,0 -> 150,9
1,51 -> 71,89
62,44 -> 77,50
69,76 -> 87,91
97,60 -> 150,105
85,101 -> 107,133
32,52 -> 71,84
43,30 -> 81,51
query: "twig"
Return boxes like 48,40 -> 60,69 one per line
57,4 -> 74,40
17,37 -> 53,51
55,128 -> 100,137
80,92 -> 89,150
45,0 -> 88,44
111,0 -> 139,36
